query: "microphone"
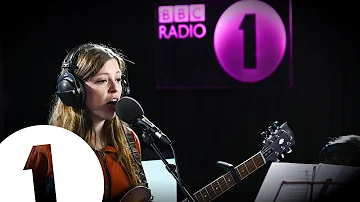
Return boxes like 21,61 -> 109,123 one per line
115,96 -> 171,145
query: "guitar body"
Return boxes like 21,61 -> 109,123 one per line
119,186 -> 152,202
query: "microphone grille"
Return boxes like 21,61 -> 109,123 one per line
115,96 -> 144,124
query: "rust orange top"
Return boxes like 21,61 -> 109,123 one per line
24,130 -> 142,202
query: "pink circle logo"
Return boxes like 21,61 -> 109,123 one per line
214,0 -> 287,83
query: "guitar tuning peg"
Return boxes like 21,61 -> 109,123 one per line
273,121 -> 280,129
261,131 -> 268,139
286,148 -> 292,154
268,126 -> 274,135
281,154 -> 284,159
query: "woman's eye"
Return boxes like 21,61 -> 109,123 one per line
116,78 -> 121,82
96,80 -> 106,83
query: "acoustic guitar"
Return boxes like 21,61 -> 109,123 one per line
119,121 -> 296,202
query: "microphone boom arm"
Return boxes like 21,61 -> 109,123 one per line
137,117 -> 172,145
141,131 -> 198,202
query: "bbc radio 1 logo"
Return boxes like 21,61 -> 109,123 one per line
158,4 -> 206,39
214,0 -> 289,83
157,0 -> 290,84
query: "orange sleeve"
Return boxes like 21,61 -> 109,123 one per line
24,145 -> 49,200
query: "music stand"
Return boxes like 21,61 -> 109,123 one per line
254,162 -> 360,202
273,179 -> 342,202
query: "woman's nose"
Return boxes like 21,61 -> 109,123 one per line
109,79 -> 121,93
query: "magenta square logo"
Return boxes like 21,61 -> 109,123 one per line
158,6 -> 173,23
174,5 -> 189,22
190,4 -> 205,22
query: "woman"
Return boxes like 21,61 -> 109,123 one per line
24,43 -> 151,202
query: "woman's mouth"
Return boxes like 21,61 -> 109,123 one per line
107,100 -> 117,108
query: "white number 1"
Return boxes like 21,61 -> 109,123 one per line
0,125 -> 104,202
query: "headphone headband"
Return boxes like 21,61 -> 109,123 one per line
61,44 -> 87,71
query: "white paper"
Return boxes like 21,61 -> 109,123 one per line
314,163 -> 360,196
317,163 -> 360,183
255,162 -> 360,202
254,162 -> 320,202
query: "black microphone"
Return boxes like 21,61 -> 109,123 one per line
115,96 -> 171,145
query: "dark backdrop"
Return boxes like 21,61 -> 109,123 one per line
1,1 -> 359,202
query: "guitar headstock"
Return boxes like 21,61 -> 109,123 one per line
260,121 -> 295,163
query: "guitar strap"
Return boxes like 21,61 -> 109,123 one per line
124,130 -> 149,188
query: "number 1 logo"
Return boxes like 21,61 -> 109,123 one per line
214,0 -> 287,83
0,125 -> 104,202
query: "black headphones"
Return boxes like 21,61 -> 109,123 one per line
55,44 -> 130,109
318,142 -> 360,165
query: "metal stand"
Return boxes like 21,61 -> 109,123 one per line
142,132 -> 198,202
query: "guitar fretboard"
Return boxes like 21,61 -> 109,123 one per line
181,151 -> 266,202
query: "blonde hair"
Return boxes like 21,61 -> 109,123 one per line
48,43 -> 141,186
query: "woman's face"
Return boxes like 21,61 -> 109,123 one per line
84,58 -> 123,122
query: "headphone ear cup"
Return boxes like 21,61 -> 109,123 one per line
121,75 -> 130,97
56,71 -> 85,108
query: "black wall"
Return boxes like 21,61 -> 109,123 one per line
1,1 -> 359,201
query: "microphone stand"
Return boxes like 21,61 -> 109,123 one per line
141,132 -> 198,202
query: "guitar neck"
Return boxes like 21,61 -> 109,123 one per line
181,151 -> 266,202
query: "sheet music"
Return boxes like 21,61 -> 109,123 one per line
313,163 -> 360,196
255,162 -> 360,202
275,183 -> 313,202
254,162 -> 321,202
316,163 -> 360,183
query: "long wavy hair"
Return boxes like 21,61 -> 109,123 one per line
48,42 -> 141,186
